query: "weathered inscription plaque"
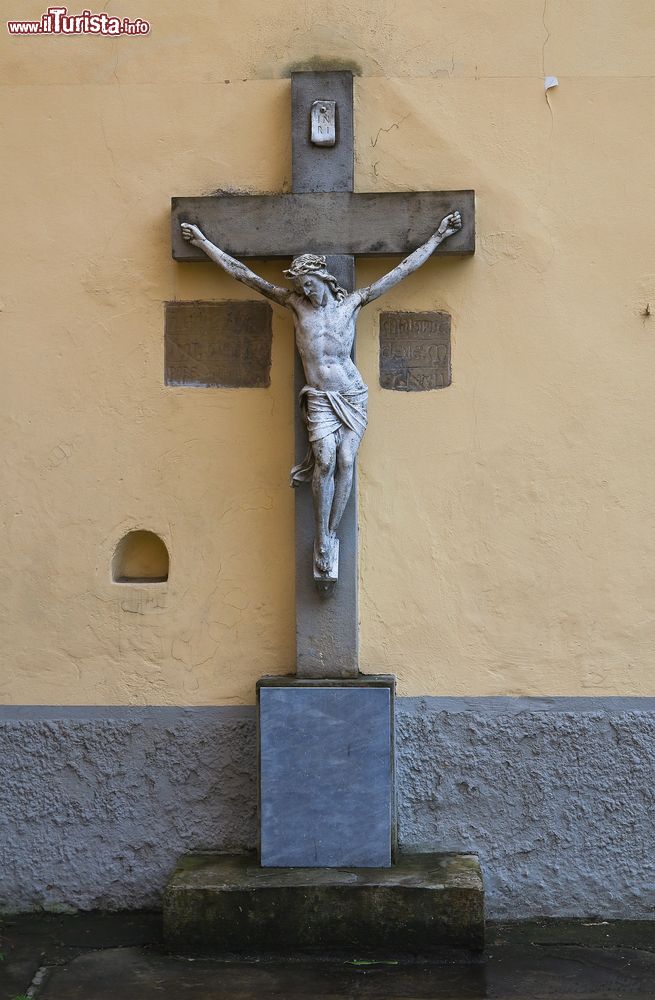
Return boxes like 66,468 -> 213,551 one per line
165,300 -> 272,388
379,311 -> 451,391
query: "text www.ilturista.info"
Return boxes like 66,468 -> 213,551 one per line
7,6 -> 150,34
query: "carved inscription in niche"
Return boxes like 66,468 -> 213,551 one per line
310,99 -> 336,146
165,300 -> 272,388
379,311 -> 451,391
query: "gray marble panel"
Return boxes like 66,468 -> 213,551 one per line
259,686 -> 392,867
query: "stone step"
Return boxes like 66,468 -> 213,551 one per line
163,852 -> 484,956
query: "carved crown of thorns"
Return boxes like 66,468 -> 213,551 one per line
283,254 -> 347,300
283,254 -> 329,278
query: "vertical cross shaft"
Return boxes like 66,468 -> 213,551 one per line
291,71 -> 359,678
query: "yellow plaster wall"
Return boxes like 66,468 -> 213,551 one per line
1,1 -> 654,704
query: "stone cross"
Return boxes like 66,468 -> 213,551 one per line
172,71 -> 474,679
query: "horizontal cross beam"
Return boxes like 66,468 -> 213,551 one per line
171,190 -> 475,260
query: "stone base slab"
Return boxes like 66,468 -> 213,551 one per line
163,852 -> 484,955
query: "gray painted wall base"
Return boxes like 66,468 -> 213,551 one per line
1,699 -> 654,919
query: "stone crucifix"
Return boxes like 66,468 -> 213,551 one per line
172,71 -> 475,677
180,212 -> 462,580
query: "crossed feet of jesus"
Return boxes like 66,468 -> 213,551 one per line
315,532 -> 339,586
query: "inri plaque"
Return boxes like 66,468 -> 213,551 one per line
165,300 -> 272,388
379,311 -> 451,391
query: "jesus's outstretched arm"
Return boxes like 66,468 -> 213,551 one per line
180,223 -> 292,306
354,211 -> 462,306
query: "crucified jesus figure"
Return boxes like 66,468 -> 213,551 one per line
181,211 -> 462,586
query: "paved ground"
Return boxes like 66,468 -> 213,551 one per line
0,913 -> 654,999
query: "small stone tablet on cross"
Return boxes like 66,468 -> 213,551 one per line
180,211 -> 462,583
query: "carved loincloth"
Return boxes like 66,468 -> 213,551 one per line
290,385 -> 368,486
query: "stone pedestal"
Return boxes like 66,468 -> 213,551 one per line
163,852 -> 484,955
257,676 -> 396,867
162,674 -> 487,952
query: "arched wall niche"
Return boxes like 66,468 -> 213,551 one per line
112,530 -> 169,583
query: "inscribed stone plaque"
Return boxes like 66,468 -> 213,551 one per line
258,684 -> 393,868
379,311 -> 451,391
165,300 -> 272,388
